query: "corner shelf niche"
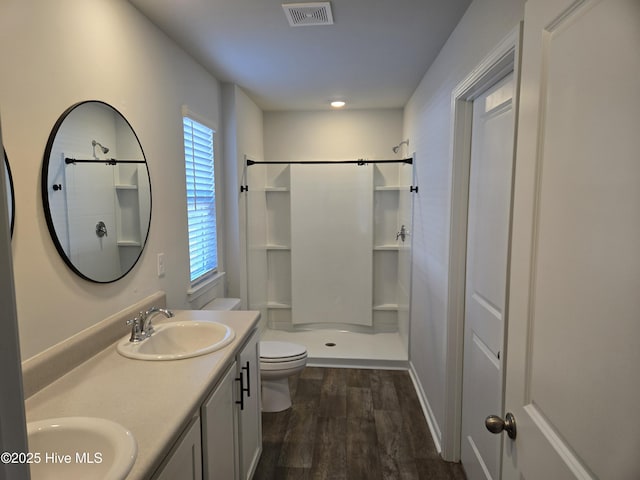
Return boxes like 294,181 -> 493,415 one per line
114,165 -> 145,273
371,164 -> 413,330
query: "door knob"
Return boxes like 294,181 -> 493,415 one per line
485,413 -> 517,439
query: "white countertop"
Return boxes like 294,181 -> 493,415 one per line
24,309 -> 260,480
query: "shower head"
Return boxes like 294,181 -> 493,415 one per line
392,139 -> 409,154
92,140 -> 109,155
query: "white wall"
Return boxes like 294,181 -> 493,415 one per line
221,85 -> 264,307
0,0 -> 222,359
403,0 -> 525,452
265,109 -> 403,161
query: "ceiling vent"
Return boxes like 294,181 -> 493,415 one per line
282,2 -> 334,27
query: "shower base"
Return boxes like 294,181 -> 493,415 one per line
260,328 -> 408,370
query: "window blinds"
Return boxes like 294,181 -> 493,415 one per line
183,117 -> 217,283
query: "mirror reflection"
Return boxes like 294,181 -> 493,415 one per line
4,149 -> 14,236
42,101 -> 152,283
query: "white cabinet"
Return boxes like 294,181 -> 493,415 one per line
153,416 -> 202,480
236,330 -> 262,480
200,329 -> 262,480
202,363 -> 239,480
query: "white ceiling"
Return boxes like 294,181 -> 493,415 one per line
129,0 -> 471,111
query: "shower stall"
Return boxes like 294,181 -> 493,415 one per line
244,157 -> 415,367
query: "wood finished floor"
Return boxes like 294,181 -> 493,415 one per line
254,367 -> 467,480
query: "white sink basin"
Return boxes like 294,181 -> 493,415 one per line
27,417 -> 136,480
116,320 -> 235,360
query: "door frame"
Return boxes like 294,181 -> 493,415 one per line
441,25 -> 523,462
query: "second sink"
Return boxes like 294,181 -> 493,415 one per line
28,417 -> 136,480
117,320 -> 235,360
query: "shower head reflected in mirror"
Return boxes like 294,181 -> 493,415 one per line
392,139 -> 409,154
91,139 -> 109,157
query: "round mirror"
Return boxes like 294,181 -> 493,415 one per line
4,149 -> 15,236
42,101 -> 152,283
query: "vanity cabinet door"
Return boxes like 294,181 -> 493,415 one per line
153,416 -> 202,480
236,330 -> 262,480
201,362 -> 239,480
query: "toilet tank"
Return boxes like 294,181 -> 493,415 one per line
201,298 -> 241,311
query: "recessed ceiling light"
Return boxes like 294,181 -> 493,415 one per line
330,101 -> 346,108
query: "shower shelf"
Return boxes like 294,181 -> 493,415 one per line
374,185 -> 408,191
373,245 -> 409,251
117,240 -> 142,247
373,303 -> 400,311
265,244 -> 290,250
266,302 -> 291,309
264,186 -> 290,192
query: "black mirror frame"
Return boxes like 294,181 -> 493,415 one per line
41,100 -> 152,283
4,149 -> 15,236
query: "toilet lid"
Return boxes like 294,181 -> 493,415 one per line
260,341 -> 307,360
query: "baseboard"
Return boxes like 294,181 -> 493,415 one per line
307,357 -> 409,370
246,445 -> 262,480
408,361 -> 442,454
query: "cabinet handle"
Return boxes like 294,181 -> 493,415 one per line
242,361 -> 251,397
235,373 -> 245,410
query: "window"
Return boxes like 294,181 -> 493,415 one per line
183,116 -> 217,284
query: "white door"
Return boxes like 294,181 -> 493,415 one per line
501,0 -> 640,479
461,72 -> 515,480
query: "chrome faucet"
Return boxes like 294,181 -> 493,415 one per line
141,307 -> 174,337
126,307 -> 174,342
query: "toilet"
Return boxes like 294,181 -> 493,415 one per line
259,341 -> 307,412
200,298 -> 307,412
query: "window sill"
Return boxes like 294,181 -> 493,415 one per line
187,271 -> 226,303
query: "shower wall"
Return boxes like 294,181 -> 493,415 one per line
246,160 -> 413,335
246,109 -> 410,339
290,163 -> 373,326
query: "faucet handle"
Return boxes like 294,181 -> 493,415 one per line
126,316 -> 141,327
126,316 -> 144,342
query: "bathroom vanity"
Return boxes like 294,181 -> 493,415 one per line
23,293 -> 262,480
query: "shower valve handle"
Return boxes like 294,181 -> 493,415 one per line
396,224 -> 409,242
96,221 -> 108,238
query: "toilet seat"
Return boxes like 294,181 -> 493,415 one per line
260,352 -> 307,362
260,340 -> 307,370
260,356 -> 307,371
260,341 -> 307,360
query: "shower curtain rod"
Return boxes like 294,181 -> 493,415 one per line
246,158 -> 412,166
65,158 -> 146,165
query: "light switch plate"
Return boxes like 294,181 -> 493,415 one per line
157,253 -> 165,277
